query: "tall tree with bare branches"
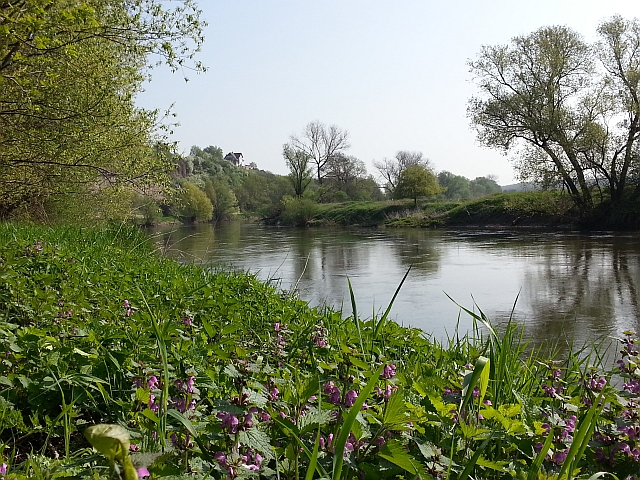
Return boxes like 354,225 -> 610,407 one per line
287,121 -> 350,184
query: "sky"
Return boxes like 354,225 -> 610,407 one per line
136,0 -> 639,186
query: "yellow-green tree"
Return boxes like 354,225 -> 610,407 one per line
0,1 -> 205,220
393,165 -> 443,205
177,182 -> 213,223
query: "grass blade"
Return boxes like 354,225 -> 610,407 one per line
332,364 -> 384,480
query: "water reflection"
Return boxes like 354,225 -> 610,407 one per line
150,223 -> 640,350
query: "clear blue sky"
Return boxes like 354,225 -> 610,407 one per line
136,1 -> 638,185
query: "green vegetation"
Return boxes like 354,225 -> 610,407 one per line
2,223 -> 640,479
0,1 -> 205,221
468,16 -> 640,215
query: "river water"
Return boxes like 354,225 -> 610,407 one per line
150,222 -> 640,350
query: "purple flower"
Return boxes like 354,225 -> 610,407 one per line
383,364 -> 396,379
182,316 -> 193,326
323,381 -> 341,405
274,322 -> 281,332
217,412 -> 240,433
344,390 -> 359,407
148,394 -> 159,413
123,300 -> 130,308
137,467 -> 150,478
147,375 -> 159,390
214,451 -> 227,466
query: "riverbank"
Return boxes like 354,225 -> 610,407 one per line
275,191 -> 640,230
1,223 -> 640,478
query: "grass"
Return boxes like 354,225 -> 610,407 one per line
0,222 -> 639,479
277,192 -> 579,229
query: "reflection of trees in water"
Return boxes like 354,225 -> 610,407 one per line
384,229 -> 440,273
522,238 -> 640,348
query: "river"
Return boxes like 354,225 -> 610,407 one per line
150,222 -> 640,351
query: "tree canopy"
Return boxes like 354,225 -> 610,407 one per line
468,16 -> 640,214
0,1 -> 205,219
393,164 -> 443,205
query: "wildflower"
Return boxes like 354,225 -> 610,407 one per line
344,389 -> 359,407
182,316 -> 193,326
274,322 -> 281,332
186,376 -> 196,394
148,394 -> 159,413
323,381 -> 341,405
147,375 -> 159,390
383,364 -> 396,379
0,463 -> 6,478
260,411 -> 271,422
269,387 -> 279,401
217,412 -> 240,433
137,467 -> 150,478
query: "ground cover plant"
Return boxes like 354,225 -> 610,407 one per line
0,223 -> 639,479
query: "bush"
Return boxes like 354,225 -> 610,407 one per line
279,196 -> 319,225
176,181 -> 213,223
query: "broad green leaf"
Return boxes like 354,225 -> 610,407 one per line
378,439 -> 427,477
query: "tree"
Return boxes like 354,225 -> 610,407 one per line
324,153 -> 370,199
438,171 -> 472,200
287,121 -> 350,184
204,178 -> 238,221
393,165 -> 443,205
469,176 -> 502,197
468,17 -> 640,214
283,144 -> 312,197
374,151 -> 431,194
177,182 -> 213,223
0,1 -> 205,219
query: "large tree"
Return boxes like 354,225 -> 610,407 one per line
374,150 -> 431,194
0,1 -> 205,218
468,16 -> 640,214
393,164 -> 443,205
287,121 -> 350,184
283,144 -> 312,197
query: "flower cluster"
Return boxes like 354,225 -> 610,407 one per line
311,325 -> 328,348
214,449 -> 263,479
123,299 -> 134,317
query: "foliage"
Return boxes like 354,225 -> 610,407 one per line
1,223 -> 640,479
279,197 -> 320,226
393,165 -> 444,205
283,145 -> 313,197
176,182 -> 213,223
204,179 -> 239,222
0,1 -> 206,220
286,121 -> 350,184
439,172 -> 502,201
374,151 -> 432,194
468,16 -> 640,214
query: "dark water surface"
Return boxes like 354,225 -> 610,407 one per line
151,222 -> 640,349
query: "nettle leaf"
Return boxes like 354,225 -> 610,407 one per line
414,438 -> 439,460
297,408 -> 334,433
243,388 -> 268,408
223,363 -> 241,378
238,427 -> 273,460
476,456 -> 510,472
378,439 -> 427,477
383,390 -> 410,430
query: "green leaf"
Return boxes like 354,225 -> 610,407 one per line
84,424 -> 130,461
378,439 -> 427,477
382,390 -> 410,430
238,427 -> 274,460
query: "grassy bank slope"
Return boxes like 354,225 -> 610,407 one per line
1,224 -> 639,478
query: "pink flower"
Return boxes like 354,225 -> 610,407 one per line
147,375 -> 159,390
344,390 -> 359,407
383,364 -> 396,379
137,467 -> 150,478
